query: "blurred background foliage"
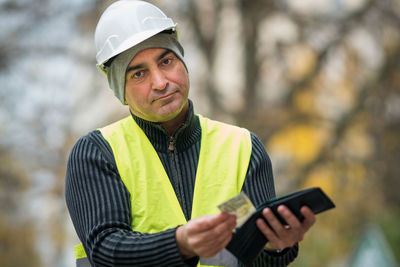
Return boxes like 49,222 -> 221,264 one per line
0,0 -> 399,266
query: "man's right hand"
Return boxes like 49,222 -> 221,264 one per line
175,212 -> 237,259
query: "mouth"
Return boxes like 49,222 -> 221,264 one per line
153,91 -> 177,103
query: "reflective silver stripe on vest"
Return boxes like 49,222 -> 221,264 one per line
199,248 -> 239,267
76,257 -> 92,267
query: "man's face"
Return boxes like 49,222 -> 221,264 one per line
124,48 -> 189,122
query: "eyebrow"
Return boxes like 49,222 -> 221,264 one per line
126,49 -> 172,74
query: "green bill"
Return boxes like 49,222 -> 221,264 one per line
218,192 -> 256,227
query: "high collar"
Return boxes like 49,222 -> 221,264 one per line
130,100 -> 201,152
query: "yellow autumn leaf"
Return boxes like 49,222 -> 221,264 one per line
293,89 -> 316,114
267,124 -> 327,165
285,43 -> 317,81
302,167 -> 335,197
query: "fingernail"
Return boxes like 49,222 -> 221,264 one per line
278,205 -> 286,212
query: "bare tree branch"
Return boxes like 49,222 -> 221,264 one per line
292,39 -> 400,187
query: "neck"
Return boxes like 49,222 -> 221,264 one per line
161,102 -> 189,136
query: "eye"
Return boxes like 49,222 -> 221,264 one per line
134,71 -> 144,78
161,58 -> 172,66
128,70 -> 145,80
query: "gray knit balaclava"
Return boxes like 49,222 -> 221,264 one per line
107,32 -> 186,105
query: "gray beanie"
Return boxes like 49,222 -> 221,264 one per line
106,32 -> 186,105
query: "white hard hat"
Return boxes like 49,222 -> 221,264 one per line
94,0 -> 178,74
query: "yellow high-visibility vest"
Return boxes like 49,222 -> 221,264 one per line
74,114 -> 252,266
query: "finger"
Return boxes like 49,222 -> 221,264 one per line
219,230 -> 234,247
186,214 -> 236,252
277,205 -> 302,230
187,212 -> 234,234
262,208 -> 285,233
204,228 -> 234,252
194,214 -> 236,243
262,207 -> 303,249
191,227 -> 234,257
205,212 -> 236,230
197,212 -> 236,238
256,218 -> 284,249
300,206 -> 316,230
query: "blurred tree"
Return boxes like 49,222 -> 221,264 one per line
0,147 -> 41,267
164,0 -> 400,265
1,0 -> 399,266
0,1 -> 118,266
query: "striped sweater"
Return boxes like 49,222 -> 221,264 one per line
65,101 -> 298,266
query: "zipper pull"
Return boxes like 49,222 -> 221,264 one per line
168,136 -> 175,151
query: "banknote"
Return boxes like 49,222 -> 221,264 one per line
218,192 -> 256,227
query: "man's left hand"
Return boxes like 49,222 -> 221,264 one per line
256,205 -> 316,251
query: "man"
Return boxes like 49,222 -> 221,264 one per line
65,1 -> 316,266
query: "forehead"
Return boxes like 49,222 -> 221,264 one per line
128,48 -> 170,67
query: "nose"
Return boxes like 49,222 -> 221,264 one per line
151,68 -> 168,90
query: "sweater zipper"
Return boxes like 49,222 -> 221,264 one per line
168,136 -> 175,151
168,136 -> 183,209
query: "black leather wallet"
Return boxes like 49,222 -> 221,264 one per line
226,187 -> 335,266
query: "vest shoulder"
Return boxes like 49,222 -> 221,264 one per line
198,114 -> 250,134
99,116 -> 132,130
98,116 -> 133,138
